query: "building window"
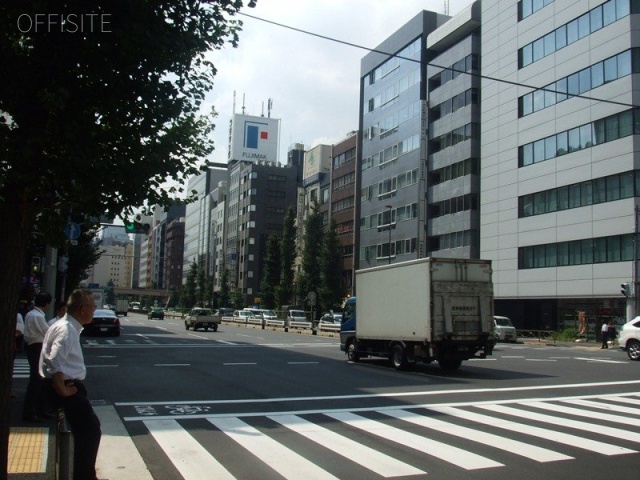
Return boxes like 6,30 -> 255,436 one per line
519,234 -> 633,268
519,108 -> 640,167
519,0 -> 635,68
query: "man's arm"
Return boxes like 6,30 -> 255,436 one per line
50,371 -> 77,397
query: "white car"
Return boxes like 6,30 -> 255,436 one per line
619,316 -> 640,360
493,316 -> 517,343
287,310 -> 307,323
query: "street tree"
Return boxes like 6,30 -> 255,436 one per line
185,260 -> 198,308
197,263 -> 206,307
299,202 -> 323,316
276,207 -> 296,308
219,268 -> 231,308
319,217 -> 344,312
0,1 -> 256,471
260,234 -> 281,309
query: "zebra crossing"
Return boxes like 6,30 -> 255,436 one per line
128,392 -> 640,479
11,357 -> 29,379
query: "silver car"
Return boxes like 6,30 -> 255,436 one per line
493,316 -> 517,343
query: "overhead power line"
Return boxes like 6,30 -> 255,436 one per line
238,11 -> 639,110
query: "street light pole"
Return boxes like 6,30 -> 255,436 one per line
386,205 -> 392,265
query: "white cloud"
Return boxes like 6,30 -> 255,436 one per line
205,0 -> 475,163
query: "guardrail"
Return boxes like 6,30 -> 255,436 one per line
517,329 -> 555,343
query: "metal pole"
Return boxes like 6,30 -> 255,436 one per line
634,205 -> 639,318
386,205 -> 392,264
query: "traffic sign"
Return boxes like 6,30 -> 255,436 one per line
64,222 -> 81,240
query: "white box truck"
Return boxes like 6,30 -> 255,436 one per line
340,257 -> 495,371
115,299 -> 129,316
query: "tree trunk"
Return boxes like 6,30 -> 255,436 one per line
0,187 -> 36,479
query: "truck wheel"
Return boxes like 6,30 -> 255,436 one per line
438,358 -> 462,371
204,326 -> 208,331
213,324 -> 218,332
347,342 -> 360,362
390,344 -> 408,370
185,322 -> 189,330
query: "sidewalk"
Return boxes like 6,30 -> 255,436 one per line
8,362 -> 152,480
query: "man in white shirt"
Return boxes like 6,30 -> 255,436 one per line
22,291 -> 52,421
41,289 -> 101,480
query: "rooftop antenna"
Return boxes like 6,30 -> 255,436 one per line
232,90 -> 236,114
444,0 -> 450,15
242,93 -> 246,114
261,101 -> 265,117
267,98 -> 273,118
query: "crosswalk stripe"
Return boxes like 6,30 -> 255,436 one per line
208,417 -> 340,480
381,408 -> 572,463
606,396 -> 640,407
267,414 -> 424,478
144,419 -> 235,480
324,411 -> 502,470
429,406 -> 635,456
563,398 -> 640,416
479,404 -> 640,446
530,401 -> 640,427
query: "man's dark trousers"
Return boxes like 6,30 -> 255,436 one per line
22,342 -> 46,418
48,380 -> 102,480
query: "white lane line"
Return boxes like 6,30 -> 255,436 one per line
116,382 -> 640,407
268,414 -> 424,478
429,406 -> 635,456
325,411 -> 502,470
501,355 -> 525,358
208,417 -> 339,480
187,333 -> 208,339
608,396 -> 640,406
481,403 -> 640,445
573,357 -> 627,364
223,362 -> 257,366
216,339 -> 238,345
381,408 -> 571,463
144,419 -> 235,480
525,359 -> 557,362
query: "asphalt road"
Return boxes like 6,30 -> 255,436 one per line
68,312 -> 640,480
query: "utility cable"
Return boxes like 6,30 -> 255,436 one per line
238,11 -> 639,110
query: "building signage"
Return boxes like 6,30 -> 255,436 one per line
229,113 -> 280,163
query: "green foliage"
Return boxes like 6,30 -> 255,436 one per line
231,289 -> 244,310
197,264 -> 206,306
105,280 -> 116,305
554,327 -> 579,342
185,260 -> 198,308
276,207 -> 296,308
300,202 -> 323,315
218,268 -> 231,308
260,235 -> 281,309
319,217 -> 344,312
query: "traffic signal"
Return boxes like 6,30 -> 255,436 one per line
31,256 -> 41,273
621,282 -> 632,297
124,221 -> 151,235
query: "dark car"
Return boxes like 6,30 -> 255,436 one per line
217,307 -> 234,317
82,309 -> 121,337
147,306 -> 164,320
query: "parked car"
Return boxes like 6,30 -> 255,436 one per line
217,307 -> 234,317
147,306 -> 164,320
287,310 -> 308,323
260,310 -> 278,321
494,316 -> 517,342
619,316 -> 640,360
320,311 -> 343,323
82,309 -> 121,337
233,310 -> 259,322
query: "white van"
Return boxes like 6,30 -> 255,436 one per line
494,316 -> 517,343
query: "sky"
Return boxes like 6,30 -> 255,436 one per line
204,0 -> 476,164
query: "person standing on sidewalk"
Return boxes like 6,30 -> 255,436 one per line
11,311 -> 25,398
22,291 -> 52,421
600,321 -> 609,349
40,288 -> 101,480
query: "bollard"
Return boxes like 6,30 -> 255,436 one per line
56,408 -> 72,480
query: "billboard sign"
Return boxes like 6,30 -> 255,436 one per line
230,113 -> 280,163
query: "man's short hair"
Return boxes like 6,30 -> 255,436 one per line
34,292 -> 52,308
